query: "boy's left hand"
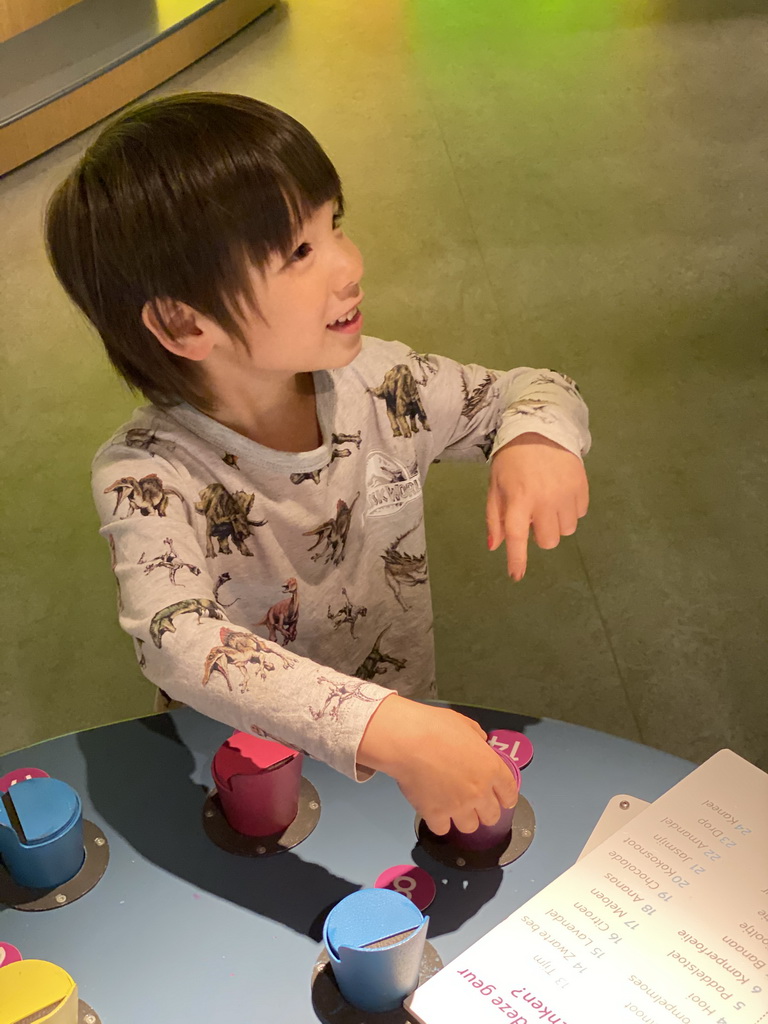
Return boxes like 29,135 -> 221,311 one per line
486,432 -> 589,581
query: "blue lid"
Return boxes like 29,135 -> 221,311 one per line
6,778 -> 81,845
325,889 -> 424,957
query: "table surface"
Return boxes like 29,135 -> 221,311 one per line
0,704 -> 695,1023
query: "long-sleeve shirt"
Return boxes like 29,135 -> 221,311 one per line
91,336 -> 590,780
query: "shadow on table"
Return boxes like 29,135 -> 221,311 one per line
76,711 -> 525,939
77,715 -> 359,938
411,844 -> 503,936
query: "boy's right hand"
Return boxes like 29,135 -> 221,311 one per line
357,695 -> 518,835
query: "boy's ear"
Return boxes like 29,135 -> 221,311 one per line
142,298 -> 214,361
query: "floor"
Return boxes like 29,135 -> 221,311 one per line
1,0 -> 766,769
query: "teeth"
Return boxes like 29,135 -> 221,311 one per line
328,306 -> 359,327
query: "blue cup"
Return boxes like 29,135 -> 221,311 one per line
0,777 -> 84,889
323,888 -> 429,1012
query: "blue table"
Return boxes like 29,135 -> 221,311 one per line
0,705 -> 694,1022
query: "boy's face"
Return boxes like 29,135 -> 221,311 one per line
237,199 -> 365,374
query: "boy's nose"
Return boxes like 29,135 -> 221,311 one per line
336,236 -> 364,294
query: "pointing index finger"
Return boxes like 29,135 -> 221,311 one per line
504,510 -> 531,581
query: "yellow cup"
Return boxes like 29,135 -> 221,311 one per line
0,959 -> 79,1024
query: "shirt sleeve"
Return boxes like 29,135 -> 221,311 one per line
92,447 -> 394,781
409,352 -> 591,464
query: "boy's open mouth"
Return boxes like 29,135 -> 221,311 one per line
327,306 -> 362,333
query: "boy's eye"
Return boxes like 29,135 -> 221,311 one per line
289,212 -> 344,263
291,242 -> 313,262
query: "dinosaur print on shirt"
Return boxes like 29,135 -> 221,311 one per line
138,538 -> 202,585
381,521 -> 428,611
309,676 -> 381,721
303,493 -> 360,566
408,350 -> 439,386
107,426 -> 177,459
149,597 -> 224,648
254,578 -> 300,647
213,573 -> 239,607
202,628 -> 294,692
460,369 -> 498,419
290,432 -> 363,485
327,588 -> 367,639
194,483 -> 267,558
369,364 -> 431,439
105,474 -> 184,518
354,625 -> 407,680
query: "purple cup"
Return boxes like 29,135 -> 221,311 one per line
447,749 -> 522,852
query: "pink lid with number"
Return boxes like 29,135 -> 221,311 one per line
0,768 -> 50,793
487,729 -> 534,769
374,865 -> 436,911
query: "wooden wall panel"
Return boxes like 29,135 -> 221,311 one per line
0,0 -> 273,175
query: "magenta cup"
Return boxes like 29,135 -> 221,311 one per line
212,732 -> 303,837
447,749 -> 521,851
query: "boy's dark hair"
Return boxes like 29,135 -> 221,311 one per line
45,92 -> 344,410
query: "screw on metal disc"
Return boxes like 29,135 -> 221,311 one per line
79,1002 -> 101,1024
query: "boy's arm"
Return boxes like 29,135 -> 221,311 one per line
396,349 -> 591,579
92,449 -> 394,782
411,353 -> 590,465
93,447 -> 518,829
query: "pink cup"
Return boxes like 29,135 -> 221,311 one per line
447,749 -> 522,852
212,732 -> 303,837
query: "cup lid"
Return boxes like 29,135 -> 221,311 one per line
1,778 -> 81,845
213,732 -> 299,784
324,889 -> 424,957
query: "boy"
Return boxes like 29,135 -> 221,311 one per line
45,93 -> 590,837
